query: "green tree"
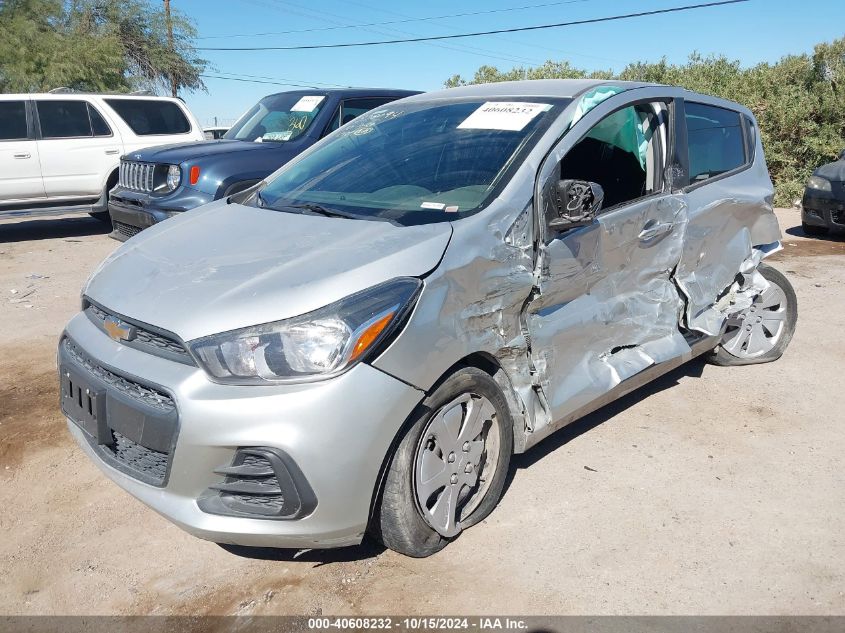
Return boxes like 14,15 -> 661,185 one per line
445,38 -> 845,206
0,0 -> 207,95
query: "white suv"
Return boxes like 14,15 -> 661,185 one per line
0,92 -> 204,222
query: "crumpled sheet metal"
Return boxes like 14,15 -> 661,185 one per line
371,192 -> 542,450
674,194 -> 782,335
525,194 -> 691,426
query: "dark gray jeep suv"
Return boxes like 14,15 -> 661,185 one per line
107,88 -> 418,240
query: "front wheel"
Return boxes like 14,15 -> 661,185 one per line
707,263 -> 797,366
374,367 -> 513,557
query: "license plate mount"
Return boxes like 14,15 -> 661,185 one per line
60,365 -> 109,443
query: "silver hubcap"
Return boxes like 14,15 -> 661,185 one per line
413,393 -> 500,538
721,282 -> 788,359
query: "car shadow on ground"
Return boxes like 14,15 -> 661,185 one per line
218,538 -> 386,566
0,216 -> 111,243
508,357 -> 707,475
784,224 -> 845,242
221,358 -> 708,565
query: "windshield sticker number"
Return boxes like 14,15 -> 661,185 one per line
291,95 -> 325,112
421,202 -> 446,210
458,102 -> 551,131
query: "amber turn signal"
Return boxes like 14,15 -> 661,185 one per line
349,311 -> 396,362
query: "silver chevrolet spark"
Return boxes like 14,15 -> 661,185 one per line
60,80 -> 797,557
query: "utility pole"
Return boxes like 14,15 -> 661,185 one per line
163,0 -> 177,97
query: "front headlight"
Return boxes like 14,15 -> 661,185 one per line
189,277 -> 422,385
166,165 -> 182,191
806,175 -> 832,192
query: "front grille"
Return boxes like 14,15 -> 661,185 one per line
119,160 -> 155,192
832,209 -> 845,225
63,338 -> 174,412
113,220 -> 142,239
86,302 -> 194,365
198,448 -> 317,519
104,430 -> 169,483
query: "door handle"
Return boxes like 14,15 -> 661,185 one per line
13,153 -> 31,159
638,220 -> 674,242
104,149 -> 120,155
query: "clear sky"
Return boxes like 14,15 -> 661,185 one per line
182,0 -> 845,127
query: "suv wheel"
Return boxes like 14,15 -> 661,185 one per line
708,263 -> 797,366
374,367 -> 513,557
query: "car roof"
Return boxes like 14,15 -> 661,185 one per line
260,88 -> 420,100
401,79 -> 659,102
0,92 -> 184,102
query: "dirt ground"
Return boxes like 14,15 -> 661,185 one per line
0,208 -> 843,616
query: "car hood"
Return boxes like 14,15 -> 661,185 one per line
126,139 -> 289,164
815,160 -> 845,183
84,201 -> 452,341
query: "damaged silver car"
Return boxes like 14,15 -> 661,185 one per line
60,80 -> 797,557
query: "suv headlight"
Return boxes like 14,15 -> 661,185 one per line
806,175 -> 832,192
166,165 -> 182,191
189,277 -> 422,385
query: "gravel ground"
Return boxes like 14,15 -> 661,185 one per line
0,208 -> 843,616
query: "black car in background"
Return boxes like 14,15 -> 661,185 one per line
802,148 -> 845,235
108,88 -> 418,240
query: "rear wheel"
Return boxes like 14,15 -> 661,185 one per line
375,367 -> 513,557
708,263 -> 797,366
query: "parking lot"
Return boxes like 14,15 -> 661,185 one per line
0,208 -> 843,615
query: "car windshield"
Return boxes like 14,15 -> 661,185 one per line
223,93 -> 328,143
252,98 -> 567,225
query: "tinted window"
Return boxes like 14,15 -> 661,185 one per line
0,101 -> 28,140
88,104 -> 112,136
37,100 -> 92,138
104,99 -> 191,135
685,102 -> 746,182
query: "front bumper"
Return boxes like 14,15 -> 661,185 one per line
801,189 -> 845,233
61,312 -> 424,549
108,186 -> 215,241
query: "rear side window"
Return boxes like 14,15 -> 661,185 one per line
88,104 -> 112,136
37,100 -> 92,138
685,102 -> 746,183
0,101 -> 28,140
104,99 -> 191,135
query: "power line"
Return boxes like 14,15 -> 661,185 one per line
213,71 -> 349,88
198,0 -> 595,39
200,74 -> 340,89
244,0 -> 546,68
197,0 -> 750,51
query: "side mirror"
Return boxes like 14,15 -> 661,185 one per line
839,149 -> 845,161
546,179 -> 604,232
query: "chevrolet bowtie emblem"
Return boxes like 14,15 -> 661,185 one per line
104,316 -> 135,342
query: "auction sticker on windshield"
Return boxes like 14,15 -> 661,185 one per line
458,102 -> 551,131
291,95 -> 326,112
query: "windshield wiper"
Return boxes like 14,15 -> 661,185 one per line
272,203 -> 363,220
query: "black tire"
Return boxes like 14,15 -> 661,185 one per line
374,367 -> 513,557
707,263 -> 797,366
802,222 -> 828,237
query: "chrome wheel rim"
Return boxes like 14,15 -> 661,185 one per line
721,282 -> 788,359
413,393 -> 500,538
